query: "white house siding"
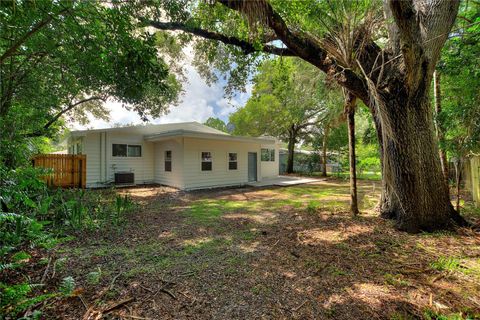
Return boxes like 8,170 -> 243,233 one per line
153,138 -> 184,189
73,125 -> 278,189
105,131 -> 154,185
82,131 -> 155,187
182,137 -> 278,190
260,143 -> 279,178
84,133 -> 101,187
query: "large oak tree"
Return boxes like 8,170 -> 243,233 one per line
141,0 -> 468,232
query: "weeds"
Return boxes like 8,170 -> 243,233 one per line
423,308 -> 478,320
0,165 -> 135,318
430,256 -> 462,272
384,273 -> 410,287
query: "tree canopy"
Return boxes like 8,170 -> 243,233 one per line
229,57 -> 332,173
142,0 -> 469,231
0,0 -> 181,166
203,117 -> 228,132
436,1 -> 480,159
230,58 -> 328,139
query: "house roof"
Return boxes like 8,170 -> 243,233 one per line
144,129 -> 276,144
70,121 -> 228,136
70,121 -> 277,144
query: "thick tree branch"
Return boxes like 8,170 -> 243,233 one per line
143,19 -> 296,56
388,0 -> 460,92
218,0 -> 371,105
0,8 -> 70,64
388,0 -> 424,89
25,96 -> 105,138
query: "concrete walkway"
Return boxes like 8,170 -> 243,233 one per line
246,175 -> 323,187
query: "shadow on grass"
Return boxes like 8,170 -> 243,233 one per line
49,182 -> 480,319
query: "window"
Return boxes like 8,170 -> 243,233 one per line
128,145 -> 142,157
228,153 -> 237,170
261,148 -> 275,162
113,144 -> 127,157
201,152 -> 212,171
165,150 -> 172,172
112,144 -> 141,157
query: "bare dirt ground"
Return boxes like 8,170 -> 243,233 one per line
44,179 -> 480,319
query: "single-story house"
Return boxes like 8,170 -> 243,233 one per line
67,122 -> 279,190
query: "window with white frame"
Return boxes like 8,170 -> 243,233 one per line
165,150 -> 172,172
261,148 -> 275,162
112,144 -> 142,157
228,153 -> 237,170
201,152 -> 212,171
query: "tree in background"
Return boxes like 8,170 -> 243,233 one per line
0,1 -> 180,167
435,2 -> 480,211
204,117 -> 228,133
230,58 -> 328,173
142,0 -> 468,231
306,90 -> 345,177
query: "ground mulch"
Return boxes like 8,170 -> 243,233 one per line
37,180 -> 480,319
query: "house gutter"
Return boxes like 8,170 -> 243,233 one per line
144,130 -> 276,144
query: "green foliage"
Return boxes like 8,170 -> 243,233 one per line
203,117 -> 228,132
430,256 -> 461,272
58,277 -> 76,297
423,308 -> 477,320
290,152 -> 325,175
0,1 -> 181,167
356,144 -> 381,174
436,2 -> 480,159
0,251 -> 54,319
306,200 -> 320,214
229,57 -> 330,140
141,0 -> 381,95
86,269 -> 102,286
0,281 -> 52,318
0,164 -> 135,317
384,273 -> 410,287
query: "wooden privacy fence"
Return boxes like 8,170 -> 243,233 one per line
32,154 -> 86,188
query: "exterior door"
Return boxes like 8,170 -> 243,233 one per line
248,152 -> 257,182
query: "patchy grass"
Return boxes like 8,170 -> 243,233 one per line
311,171 -> 382,181
430,256 -> 462,272
41,180 -> 480,319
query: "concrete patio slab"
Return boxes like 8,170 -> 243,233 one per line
246,175 -> 323,187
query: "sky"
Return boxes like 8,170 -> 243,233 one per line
70,60 -> 253,130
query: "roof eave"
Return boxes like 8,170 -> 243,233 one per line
144,130 -> 276,144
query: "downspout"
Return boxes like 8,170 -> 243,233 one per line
99,133 -> 102,184
104,132 -> 107,182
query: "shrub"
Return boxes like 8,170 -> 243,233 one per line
0,164 -> 135,318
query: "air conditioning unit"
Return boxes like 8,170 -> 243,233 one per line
114,172 -> 134,185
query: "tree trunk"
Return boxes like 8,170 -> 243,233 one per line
286,127 -> 296,174
345,92 -> 359,216
434,70 -> 449,185
321,126 -> 329,177
378,91 -> 466,232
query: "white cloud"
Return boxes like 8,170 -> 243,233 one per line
70,41 -> 252,129
69,49 -> 253,130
